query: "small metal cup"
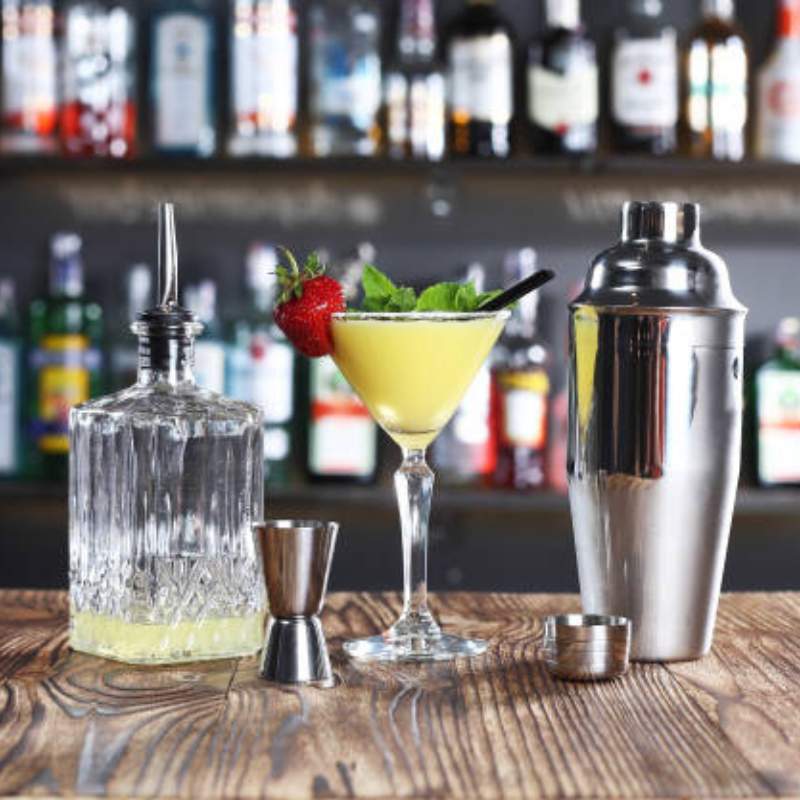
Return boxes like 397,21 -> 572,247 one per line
254,520 -> 339,687
543,614 -> 631,681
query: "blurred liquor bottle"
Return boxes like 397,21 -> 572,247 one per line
229,0 -> 298,157
308,0 -> 381,157
151,0 -> 216,157
305,245 -> 378,484
491,249 -> 551,491
1,0 -> 57,154
751,318 -> 800,488
432,263 -> 495,484
60,0 -> 137,158
610,0 -> 678,155
27,234 -> 103,479
756,0 -> 800,162
0,279 -> 20,477
226,244 -> 296,487
110,263 -> 152,390
384,0 -> 446,160
446,0 -> 513,158
684,0 -> 749,161
184,279 -> 226,393
528,0 -> 598,156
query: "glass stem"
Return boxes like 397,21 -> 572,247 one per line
394,448 -> 440,639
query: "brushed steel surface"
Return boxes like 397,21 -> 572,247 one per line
542,614 -> 631,681
259,617 -> 334,688
254,519 -> 339,686
568,202 -> 746,662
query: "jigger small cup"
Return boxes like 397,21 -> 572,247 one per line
253,519 -> 339,688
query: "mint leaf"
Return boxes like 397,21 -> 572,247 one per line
363,294 -> 388,312
362,264 -> 396,303
387,287 -> 417,312
359,263 -> 505,313
455,282 -> 478,311
361,264 -> 420,311
415,282 -> 461,311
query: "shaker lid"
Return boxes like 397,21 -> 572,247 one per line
573,201 -> 746,314
133,202 -> 202,338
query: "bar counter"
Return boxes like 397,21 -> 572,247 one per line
1,590 -> 799,799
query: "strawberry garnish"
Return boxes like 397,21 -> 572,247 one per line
274,249 -> 346,358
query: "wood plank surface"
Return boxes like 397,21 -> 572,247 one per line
0,591 -> 797,800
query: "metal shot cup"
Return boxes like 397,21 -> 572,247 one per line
568,201 -> 747,662
253,520 -> 339,687
542,615 -> 631,681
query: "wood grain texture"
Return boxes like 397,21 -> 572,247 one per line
0,591 -> 797,800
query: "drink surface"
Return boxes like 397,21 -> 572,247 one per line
71,611 -> 264,664
331,314 -> 505,450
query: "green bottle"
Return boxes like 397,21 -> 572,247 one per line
27,233 -> 103,480
752,317 -> 800,487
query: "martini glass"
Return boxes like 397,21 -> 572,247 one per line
330,310 -> 510,661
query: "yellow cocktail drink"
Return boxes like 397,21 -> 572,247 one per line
331,313 -> 506,450
70,612 -> 264,664
328,310 -> 509,662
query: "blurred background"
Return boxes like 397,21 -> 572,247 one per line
1,0 -> 799,593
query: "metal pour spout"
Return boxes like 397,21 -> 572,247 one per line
158,202 -> 179,309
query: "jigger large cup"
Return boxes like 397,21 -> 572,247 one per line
254,520 -> 339,686
568,202 -> 746,662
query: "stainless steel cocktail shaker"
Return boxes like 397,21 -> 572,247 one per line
568,201 -> 747,662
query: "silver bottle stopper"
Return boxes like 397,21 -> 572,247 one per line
254,520 -> 339,687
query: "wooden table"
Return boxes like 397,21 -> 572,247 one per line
1,591 -> 800,800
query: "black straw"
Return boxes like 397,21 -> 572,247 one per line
478,269 -> 556,312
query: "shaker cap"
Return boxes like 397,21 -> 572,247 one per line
574,201 -> 746,315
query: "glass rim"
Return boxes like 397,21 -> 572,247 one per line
330,310 -> 512,321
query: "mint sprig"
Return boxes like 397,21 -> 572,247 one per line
360,264 -> 503,313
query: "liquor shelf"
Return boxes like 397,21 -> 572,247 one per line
2,154 -> 800,180
2,480 -> 800,515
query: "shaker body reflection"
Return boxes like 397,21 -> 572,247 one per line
568,201 -> 746,661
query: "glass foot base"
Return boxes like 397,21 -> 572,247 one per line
343,632 -> 488,662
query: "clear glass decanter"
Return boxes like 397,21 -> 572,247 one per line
69,203 -> 266,664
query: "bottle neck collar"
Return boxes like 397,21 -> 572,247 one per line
137,334 -> 196,386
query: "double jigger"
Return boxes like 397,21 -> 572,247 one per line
254,520 -> 339,688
